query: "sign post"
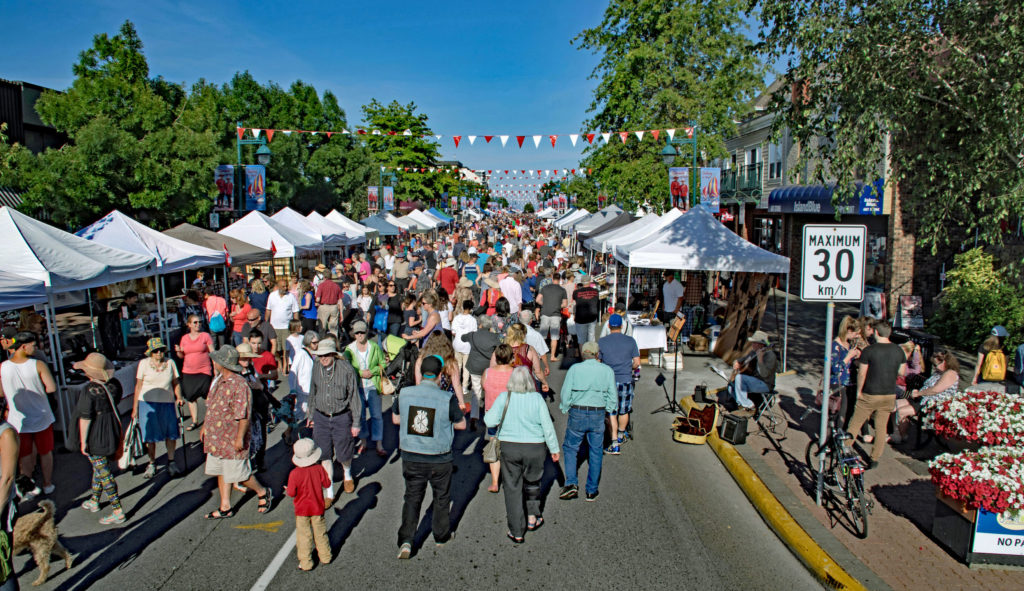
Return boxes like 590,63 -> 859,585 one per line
801,225 -> 867,505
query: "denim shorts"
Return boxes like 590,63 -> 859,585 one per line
613,382 -> 635,415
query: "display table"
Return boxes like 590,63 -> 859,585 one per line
633,325 -> 668,351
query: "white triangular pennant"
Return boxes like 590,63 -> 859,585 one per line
635,130 -> 644,141
435,135 -> 442,141
371,130 -> 381,135
282,130 -> 293,136
666,128 -> 676,141
532,135 -> 542,148
340,129 -> 349,135
569,134 -> 578,147
500,135 -> 509,147
468,135 -> 477,145
601,132 -> 611,143
251,128 -> 262,138
403,129 -> 412,136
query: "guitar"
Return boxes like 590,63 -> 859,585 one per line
726,350 -> 758,383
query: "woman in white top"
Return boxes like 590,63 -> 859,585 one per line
356,285 -> 374,324
287,331 -> 319,432
0,332 -> 57,496
133,338 -> 184,479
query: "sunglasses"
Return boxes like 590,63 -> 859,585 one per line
353,331 -> 366,335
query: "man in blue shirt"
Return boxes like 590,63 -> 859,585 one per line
392,355 -> 466,558
558,341 -> 617,501
598,314 -> 640,453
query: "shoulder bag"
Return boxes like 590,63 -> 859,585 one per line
378,367 -> 396,396
482,392 -> 511,464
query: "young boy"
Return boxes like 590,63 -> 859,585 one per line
286,438 -> 333,571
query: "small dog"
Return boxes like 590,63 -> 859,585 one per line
13,500 -> 72,586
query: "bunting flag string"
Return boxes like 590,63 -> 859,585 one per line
235,125 -> 696,149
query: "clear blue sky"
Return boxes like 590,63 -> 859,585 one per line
2,0 -> 617,204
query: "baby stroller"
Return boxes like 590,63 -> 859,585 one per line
382,335 -> 419,394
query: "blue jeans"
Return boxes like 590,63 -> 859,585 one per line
561,407 -> 605,494
358,385 -> 383,442
728,374 -> 770,409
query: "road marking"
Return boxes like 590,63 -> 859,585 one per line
235,520 -> 284,533
250,530 -> 296,591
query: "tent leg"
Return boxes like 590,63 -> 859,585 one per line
625,266 -> 633,310
44,292 -> 71,449
783,272 -> 790,373
87,288 -> 98,349
159,275 -> 170,344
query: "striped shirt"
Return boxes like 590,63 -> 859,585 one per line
310,358 -> 359,416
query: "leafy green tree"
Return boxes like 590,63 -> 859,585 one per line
574,0 -> 765,210
757,0 -> 1024,251
523,203 -> 535,214
360,99 -> 450,205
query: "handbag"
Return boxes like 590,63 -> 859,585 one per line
373,306 -> 389,332
118,416 -> 145,471
482,392 -> 512,464
378,367 -> 396,396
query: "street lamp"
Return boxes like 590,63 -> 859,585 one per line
660,143 -> 678,166
255,144 -> 272,166
661,123 -> 699,209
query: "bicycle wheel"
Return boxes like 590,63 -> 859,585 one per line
804,437 -> 833,481
847,473 -> 870,539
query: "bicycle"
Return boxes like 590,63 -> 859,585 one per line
803,412 -> 873,539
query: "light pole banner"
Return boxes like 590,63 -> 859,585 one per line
382,186 -> 395,211
669,166 -> 690,210
214,165 -> 234,211
367,186 -> 379,210
244,165 -> 266,211
700,167 -> 721,213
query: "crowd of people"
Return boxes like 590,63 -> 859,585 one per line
0,211 -> 653,578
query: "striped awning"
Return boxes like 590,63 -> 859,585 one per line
0,187 -> 22,209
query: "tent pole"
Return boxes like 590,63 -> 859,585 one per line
44,291 -> 71,449
783,272 -> 790,373
159,275 -> 169,344
86,288 -> 98,349
625,265 -> 633,310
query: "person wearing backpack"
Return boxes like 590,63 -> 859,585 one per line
972,325 -> 1016,393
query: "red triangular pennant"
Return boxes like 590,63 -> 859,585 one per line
265,129 -> 275,142
651,129 -> 660,142
270,240 -> 277,255
586,133 -> 595,144
618,131 -> 629,143
237,127 -> 245,140
504,170 -> 509,174
484,136 -> 493,143
516,136 -> 525,148
571,168 -> 576,174
549,135 -> 558,147
453,135 -> 462,148
326,131 -> 333,139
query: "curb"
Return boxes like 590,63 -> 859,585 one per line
681,397 -> 869,591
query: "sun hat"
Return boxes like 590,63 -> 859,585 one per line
291,438 -> 323,468
484,277 -> 500,289
578,273 -> 590,285
608,314 -> 623,328
350,320 -> 368,334
445,257 -> 457,267
312,339 -> 339,356
315,263 -> 327,272
210,345 -> 244,372
747,331 -> 771,346
235,342 -> 260,358
421,355 -> 444,379
457,277 -> 474,289
145,337 -> 168,356
72,352 -> 115,382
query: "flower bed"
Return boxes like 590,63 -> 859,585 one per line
927,390 -> 1024,447
929,447 -> 1024,514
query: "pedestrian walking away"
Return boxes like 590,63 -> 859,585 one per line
308,338 -> 361,503
559,341 -> 617,501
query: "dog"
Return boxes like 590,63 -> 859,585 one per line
12,500 -> 72,586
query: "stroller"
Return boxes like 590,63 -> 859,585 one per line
382,335 -> 419,395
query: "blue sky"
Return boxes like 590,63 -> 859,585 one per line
2,0 -> 617,203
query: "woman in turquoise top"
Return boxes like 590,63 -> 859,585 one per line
484,367 -> 560,544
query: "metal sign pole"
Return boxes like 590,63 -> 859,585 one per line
816,301 -> 834,505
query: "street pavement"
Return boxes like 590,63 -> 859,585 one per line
17,355 -> 823,591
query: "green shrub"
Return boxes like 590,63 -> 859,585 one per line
931,248 -> 1024,351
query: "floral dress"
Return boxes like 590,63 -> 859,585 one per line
919,372 -> 960,428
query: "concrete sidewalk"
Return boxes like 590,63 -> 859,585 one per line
680,292 -> 1024,591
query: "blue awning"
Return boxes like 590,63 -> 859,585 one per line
428,207 -> 453,222
359,214 -> 401,236
768,179 -> 884,215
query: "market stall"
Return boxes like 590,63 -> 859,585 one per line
163,223 -> 274,266
218,210 -> 323,277
306,211 -> 366,247
326,209 -> 378,241
427,207 -> 454,224
359,213 -> 401,237
0,270 -> 47,313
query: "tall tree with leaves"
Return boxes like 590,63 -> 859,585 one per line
574,0 -> 764,211
757,0 -> 1024,252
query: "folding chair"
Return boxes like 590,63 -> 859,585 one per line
752,389 -> 782,435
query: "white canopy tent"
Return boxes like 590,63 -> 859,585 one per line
535,207 -> 559,219
553,208 -> 590,230
551,207 -> 578,224
396,213 -> 434,233
271,207 -> 329,248
572,205 -> 625,235
306,211 -> 365,246
219,211 -> 322,259
584,209 -> 683,254
325,210 -> 377,240
383,212 -> 412,230
0,270 -> 46,313
614,206 -> 792,370
409,209 -> 444,228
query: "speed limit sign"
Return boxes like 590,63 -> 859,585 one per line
800,225 -> 867,302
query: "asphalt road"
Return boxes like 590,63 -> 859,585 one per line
20,360 -> 823,591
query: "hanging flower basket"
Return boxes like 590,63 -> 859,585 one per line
929,447 -> 1024,515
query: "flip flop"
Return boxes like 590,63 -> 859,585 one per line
527,517 -> 544,531
506,531 -> 524,544
204,508 -> 234,520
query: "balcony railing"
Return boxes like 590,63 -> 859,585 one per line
721,164 -> 762,200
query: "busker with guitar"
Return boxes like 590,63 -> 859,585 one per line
720,331 -> 778,417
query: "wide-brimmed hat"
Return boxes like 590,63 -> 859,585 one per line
292,438 -> 322,468
210,345 -> 243,372
484,277 -> 500,289
235,342 -> 260,358
73,352 -> 115,382
457,277 -> 474,289
315,263 -> 327,272
445,257 -> 456,267
145,337 -> 168,356
747,331 -> 771,346
312,340 -> 339,356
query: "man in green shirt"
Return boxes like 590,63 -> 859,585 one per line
558,341 -> 617,501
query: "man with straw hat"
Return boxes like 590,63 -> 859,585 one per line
286,438 -> 332,571
308,339 -> 360,501
201,345 -> 271,519
721,331 -> 778,417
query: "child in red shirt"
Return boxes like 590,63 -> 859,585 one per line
286,439 -> 332,571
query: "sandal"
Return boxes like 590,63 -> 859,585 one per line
257,492 -> 273,514
204,508 -> 235,520
81,498 -> 100,513
506,531 -> 524,544
527,517 -> 544,531
186,422 -> 199,431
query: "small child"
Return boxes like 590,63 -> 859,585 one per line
400,295 -> 420,335
286,438 -> 333,571
285,319 -> 304,370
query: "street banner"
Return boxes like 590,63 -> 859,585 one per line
245,165 -> 266,211
669,166 -> 690,209
382,186 -> 395,211
450,195 -> 457,209
367,186 -> 379,210
700,167 -> 721,213
214,165 -> 234,211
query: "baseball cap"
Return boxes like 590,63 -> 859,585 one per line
581,341 -> 600,356
608,314 -> 623,328
0,327 -> 16,340
351,321 -> 368,334
421,355 -> 444,379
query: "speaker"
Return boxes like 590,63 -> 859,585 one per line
719,413 -> 748,445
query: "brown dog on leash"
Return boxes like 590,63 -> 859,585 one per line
12,500 -> 72,586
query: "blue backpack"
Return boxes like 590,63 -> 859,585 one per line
373,306 -> 389,332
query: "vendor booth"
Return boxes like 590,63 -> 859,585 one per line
0,270 -> 47,312
326,209 -> 377,241
164,223 -> 274,266
359,213 -> 401,237
427,207 -> 453,223
219,210 -> 323,278
305,211 -> 365,247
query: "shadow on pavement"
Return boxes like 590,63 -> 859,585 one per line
329,482 -> 382,553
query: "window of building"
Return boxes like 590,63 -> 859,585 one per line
746,147 -> 759,166
768,143 -> 783,179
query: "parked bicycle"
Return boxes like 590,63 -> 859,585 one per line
804,411 -> 872,539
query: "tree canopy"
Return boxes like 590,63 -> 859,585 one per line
574,0 -> 765,211
757,0 -> 1024,251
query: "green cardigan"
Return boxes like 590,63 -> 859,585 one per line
343,340 -> 387,392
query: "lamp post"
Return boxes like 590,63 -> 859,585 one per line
378,168 -> 396,212
235,120 -> 272,212
661,123 -> 698,209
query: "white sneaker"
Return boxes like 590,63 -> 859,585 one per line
143,464 -> 157,479
42,484 -> 56,495
397,543 -> 412,559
